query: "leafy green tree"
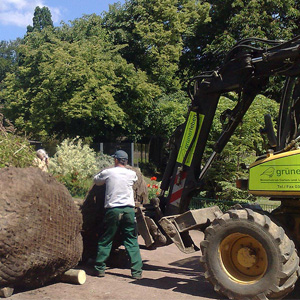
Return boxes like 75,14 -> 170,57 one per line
27,6 -> 54,33
0,40 -> 20,88
2,17 -> 160,141
150,90 -> 189,139
102,0 -> 210,92
182,0 -> 300,81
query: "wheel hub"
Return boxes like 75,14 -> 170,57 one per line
219,233 -> 268,283
236,247 -> 257,268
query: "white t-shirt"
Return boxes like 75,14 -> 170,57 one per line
94,167 -> 138,208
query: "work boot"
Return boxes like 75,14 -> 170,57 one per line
93,269 -> 105,277
131,273 -> 142,279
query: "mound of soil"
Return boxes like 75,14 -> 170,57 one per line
0,167 -> 83,289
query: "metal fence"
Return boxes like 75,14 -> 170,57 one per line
189,198 -> 279,212
91,142 -> 149,167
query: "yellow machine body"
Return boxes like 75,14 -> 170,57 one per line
248,150 -> 300,196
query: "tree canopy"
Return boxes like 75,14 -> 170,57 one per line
1,0 -> 299,199
2,16 -> 161,141
182,0 -> 300,77
102,0 -> 210,91
0,40 -> 20,87
27,6 -> 54,33
0,0 -> 298,170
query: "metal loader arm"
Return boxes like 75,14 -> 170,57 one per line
137,36 -> 300,253
160,36 -> 300,216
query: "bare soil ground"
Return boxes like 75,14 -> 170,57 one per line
8,231 -> 300,300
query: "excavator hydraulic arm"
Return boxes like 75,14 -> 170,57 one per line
160,36 -> 300,216
137,36 -> 300,253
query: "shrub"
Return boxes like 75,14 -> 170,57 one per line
49,138 -> 98,177
95,152 -> 114,171
54,172 -> 92,198
49,137 -> 98,197
139,162 -> 157,176
49,138 -> 116,197
216,181 -> 256,202
0,133 -> 36,168
0,114 -> 35,168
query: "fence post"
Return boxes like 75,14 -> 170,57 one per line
131,142 -> 134,166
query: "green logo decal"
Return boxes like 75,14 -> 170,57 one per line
260,167 -> 275,178
249,153 -> 300,191
176,111 -> 204,167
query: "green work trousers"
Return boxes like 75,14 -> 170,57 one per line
95,206 -> 143,276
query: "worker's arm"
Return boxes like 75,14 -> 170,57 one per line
94,170 -> 108,186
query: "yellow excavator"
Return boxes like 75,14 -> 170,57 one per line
136,35 -> 300,300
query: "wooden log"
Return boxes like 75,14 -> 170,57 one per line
0,287 -> 14,298
60,269 -> 86,285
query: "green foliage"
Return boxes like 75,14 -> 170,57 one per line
95,152 -> 114,170
202,94 -> 279,200
2,1 -> 297,147
49,137 -> 97,196
139,161 -> 158,177
147,182 -> 160,201
150,90 -> 189,138
1,1 -> 300,202
2,16 -> 161,141
215,181 -> 255,202
103,0 -> 210,92
27,6 -> 53,33
0,113 -> 36,168
54,172 -> 92,198
0,115 -> 35,168
0,133 -> 35,168
49,137 -> 98,179
0,40 -> 20,85
49,137 -> 115,197
183,0 -> 300,89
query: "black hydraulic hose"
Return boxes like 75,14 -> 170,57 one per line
235,37 -> 282,46
225,36 -> 300,63
224,45 -> 264,62
268,35 -> 300,51
187,73 -> 215,101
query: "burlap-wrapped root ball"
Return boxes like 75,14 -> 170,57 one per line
0,167 -> 83,289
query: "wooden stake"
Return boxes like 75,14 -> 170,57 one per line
60,269 -> 86,285
0,287 -> 14,298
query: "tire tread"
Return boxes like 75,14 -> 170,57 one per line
200,208 -> 299,300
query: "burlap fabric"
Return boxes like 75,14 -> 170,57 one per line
0,167 -> 83,288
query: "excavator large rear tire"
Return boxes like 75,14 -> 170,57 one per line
200,208 -> 300,300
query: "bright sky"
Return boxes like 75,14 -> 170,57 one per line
0,0 -> 125,41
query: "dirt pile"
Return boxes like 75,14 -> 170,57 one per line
0,167 -> 83,289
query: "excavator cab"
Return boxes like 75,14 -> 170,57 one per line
248,76 -> 300,197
